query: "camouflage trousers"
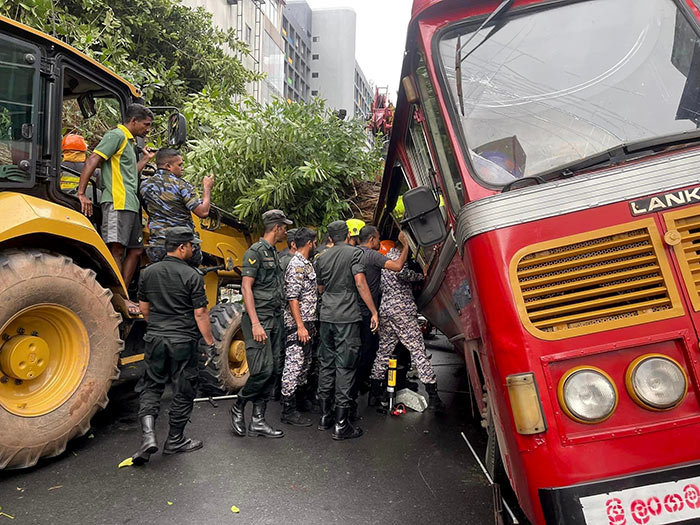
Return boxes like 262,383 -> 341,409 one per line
371,312 -> 437,384
281,321 -> 317,397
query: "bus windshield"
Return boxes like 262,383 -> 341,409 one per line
438,0 -> 700,187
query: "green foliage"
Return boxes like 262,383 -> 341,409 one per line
184,94 -> 384,228
0,0 -> 259,106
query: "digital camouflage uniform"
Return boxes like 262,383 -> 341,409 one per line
238,238 -> 285,402
281,252 -> 318,397
371,248 -> 437,384
140,169 -> 203,266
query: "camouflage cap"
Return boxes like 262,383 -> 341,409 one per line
262,209 -> 293,226
165,226 -> 201,245
327,220 -> 349,237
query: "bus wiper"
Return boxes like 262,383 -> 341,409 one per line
518,129 -> 700,191
455,0 -> 516,116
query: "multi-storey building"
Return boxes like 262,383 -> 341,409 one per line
281,1 -> 312,103
181,0 -> 286,104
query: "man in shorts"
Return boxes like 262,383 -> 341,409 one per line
77,104 -> 155,314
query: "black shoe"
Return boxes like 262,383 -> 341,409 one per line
426,383 -> 446,412
132,415 -> 158,466
368,379 -> 384,407
332,407 -> 363,441
248,401 -> 285,438
230,397 -> 247,437
281,395 -> 312,427
318,397 -> 334,431
162,428 -> 203,455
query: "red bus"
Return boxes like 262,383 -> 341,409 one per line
376,1 -> 700,523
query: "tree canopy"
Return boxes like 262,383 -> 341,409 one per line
0,0 -> 257,106
184,94 -> 384,228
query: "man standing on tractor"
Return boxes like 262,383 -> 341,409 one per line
140,148 -> 214,267
230,209 -> 291,439
76,103 -> 155,314
132,226 -> 216,465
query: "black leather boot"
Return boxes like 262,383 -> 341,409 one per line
281,394 -> 312,427
317,397 -> 334,431
368,378 -> 384,407
162,426 -> 203,455
230,397 -> 247,437
349,400 -> 362,422
332,407 -> 364,441
248,401 -> 285,438
426,382 -> 446,412
296,385 -> 313,412
132,415 -> 158,466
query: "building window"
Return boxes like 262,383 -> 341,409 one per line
312,54 -> 319,60
312,36 -> 319,42
312,72 -> 318,78
263,0 -> 279,28
245,24 -> 252,45
311,90 -> 318,96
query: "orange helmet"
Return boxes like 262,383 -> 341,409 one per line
379,240 -> 395,255
62,134 -> 88,152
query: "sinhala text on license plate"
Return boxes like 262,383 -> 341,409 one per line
579,476 -> 700,525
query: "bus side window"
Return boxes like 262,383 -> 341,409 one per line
414,55 -> 465,215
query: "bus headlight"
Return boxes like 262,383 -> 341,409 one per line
558,367 -> 617,424
626,354 -> 687,410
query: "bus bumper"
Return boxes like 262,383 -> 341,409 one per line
539,462 -> 700,524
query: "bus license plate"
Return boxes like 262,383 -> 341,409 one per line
579,476 -> 700,524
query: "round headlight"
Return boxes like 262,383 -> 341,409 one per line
626,354 -> 687,410
558,367 -> 617,424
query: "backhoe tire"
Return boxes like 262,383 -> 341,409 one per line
0,250 -> 122,469
205,302 -> 249,393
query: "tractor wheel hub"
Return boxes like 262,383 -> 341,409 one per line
0,335 -> 50,381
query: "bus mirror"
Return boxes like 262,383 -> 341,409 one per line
77,92 -> 96,119
400,186 -> 447,247
168,112 -> 187,146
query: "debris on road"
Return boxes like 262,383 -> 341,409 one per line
118,458 -> 134,468
0,506 -> 15,520
230,505 -> 240,514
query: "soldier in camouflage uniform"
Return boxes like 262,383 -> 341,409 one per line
370,244 -> 446,411
140,149 -> 214,267
280,227 -> 318,427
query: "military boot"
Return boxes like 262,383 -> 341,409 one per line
296,385 -> 313,412
281,394 -> 312,427
426,383 -> 446,412
132,415 -> 158,466
230,397 -> 247,437
248,401 -> 285,438
162,426 -> 203,455
318,397 -> 334,431
332,407 -> 364,441
368,378 -> 384,407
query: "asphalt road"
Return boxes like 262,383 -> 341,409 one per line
0,336 -> 509,525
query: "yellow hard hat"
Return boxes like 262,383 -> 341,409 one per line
346,218 -> 366,237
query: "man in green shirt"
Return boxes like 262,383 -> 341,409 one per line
314,220 -> 378,440
230,209 -> 291,439
77,104 -> 155,314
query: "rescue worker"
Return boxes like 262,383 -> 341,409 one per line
369,242 -> 445,411
355,226 -> 410,401
279,228 -> 298,273
132,227 -> 215,465
139,148 -> 214,266
346,218 -> 365,246
315,220 -> 378,440
60,134 -> 89,194
230,209 -> 291,438
280,227 -> 318,427
77,104 -> 155,315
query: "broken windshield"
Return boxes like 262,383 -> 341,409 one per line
438,0 -> 700,187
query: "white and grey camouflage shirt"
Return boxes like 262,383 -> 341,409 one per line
379,247 -> 424,317
284,252 -> 318,326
